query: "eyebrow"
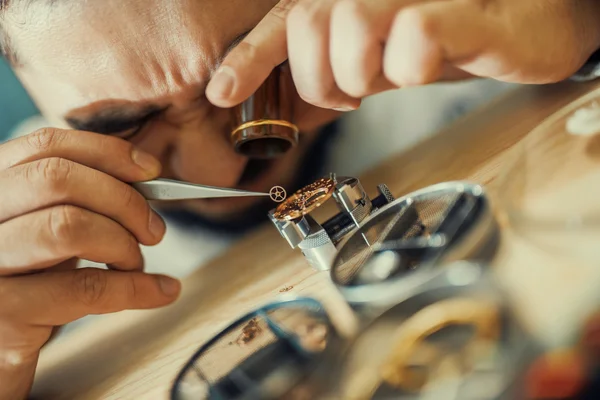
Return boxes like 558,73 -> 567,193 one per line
65,31 -> 251,135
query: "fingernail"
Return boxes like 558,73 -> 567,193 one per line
209,66 -> 236,99
149,211 -> 166,239
158,275 -> 180,296
333,107 -> 356,112
131,148 -> 161,175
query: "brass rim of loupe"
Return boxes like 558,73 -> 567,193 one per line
231,119 -> 299,137
273,178 -> 336,221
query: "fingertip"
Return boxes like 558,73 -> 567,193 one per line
131,148 -> 162,179
332,101 -> 361,112
147,211 -> 166,244
206,66 -> 237,106
157,275 -> 181,298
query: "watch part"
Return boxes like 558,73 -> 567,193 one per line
273,178 -> 336,221
269,186 -> 287,203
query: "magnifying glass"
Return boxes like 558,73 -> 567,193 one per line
170,297 -> 341,400
230,63 -> 299,159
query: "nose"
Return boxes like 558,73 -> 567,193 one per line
170,119 -> 247,187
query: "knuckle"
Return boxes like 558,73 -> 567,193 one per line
48,205 -> 85,244
395,7 -> 438,40
232,40 -> 260,63
271,0 -> 297,18
118,183 -> 137,209
334,0 -> 366,21
287,0 -> 324,30
124,235 -> 140,259
72,269 -> 108,307
26,128 -> 65,152
35,157 -> 73,189
124,274 -> 139,302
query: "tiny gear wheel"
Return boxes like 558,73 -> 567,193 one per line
270,186 -> 287,203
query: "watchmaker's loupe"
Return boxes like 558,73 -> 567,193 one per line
231,64 -> 298,159
329,181 -> 499,311
170,297 -> 342,400
324,262 -> 538,400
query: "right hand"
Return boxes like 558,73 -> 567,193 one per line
0,128 -> 182,399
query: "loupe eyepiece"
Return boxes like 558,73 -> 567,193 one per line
231,64 -> 298,159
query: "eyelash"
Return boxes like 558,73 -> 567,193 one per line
114,124 -> 147,141
112,110 -> 164,140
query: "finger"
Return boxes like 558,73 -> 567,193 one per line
0,268 -> 181,325
330,0 -> 404,98
206,1 -> 297,107
0,128 -> 161,181
0,206 -> 144,275
0,158 -> 165,245
286,0 -> 361,110
0,321 -> 46,400
383,1 -> 492,87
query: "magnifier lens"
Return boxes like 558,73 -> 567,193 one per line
231,64 -> 298,159
330,182 -> 498,311
330,264 -> 537,400
171,299 -> 334,400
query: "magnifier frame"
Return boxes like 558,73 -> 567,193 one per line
170,297 -> 337,400
329,181 -> 497,309
328,262 -> 539,400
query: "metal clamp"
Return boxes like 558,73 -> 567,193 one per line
268,176 -> 395,271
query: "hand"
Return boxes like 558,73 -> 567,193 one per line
0,128 -> 181,399
206,0 -> 600,112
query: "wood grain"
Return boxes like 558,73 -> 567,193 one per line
31,80 -> 600,400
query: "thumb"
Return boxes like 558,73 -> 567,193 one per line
1,268 -> 181,326
206,1 -> 297,107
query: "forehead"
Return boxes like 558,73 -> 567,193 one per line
5,0 -> 269,116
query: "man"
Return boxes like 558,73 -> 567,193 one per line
0,0 -> 599,397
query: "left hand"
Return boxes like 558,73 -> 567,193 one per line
206,0 -> 600,112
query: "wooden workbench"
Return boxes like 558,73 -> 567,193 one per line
31,80 -> 600,399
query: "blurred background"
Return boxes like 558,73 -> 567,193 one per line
0,58 -> 39,141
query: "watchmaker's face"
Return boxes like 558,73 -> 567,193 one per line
4,0 -> 340,221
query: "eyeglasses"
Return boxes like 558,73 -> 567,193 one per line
170,297 -> 341,400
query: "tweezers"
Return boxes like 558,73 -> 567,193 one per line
132,178 -> 270,201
